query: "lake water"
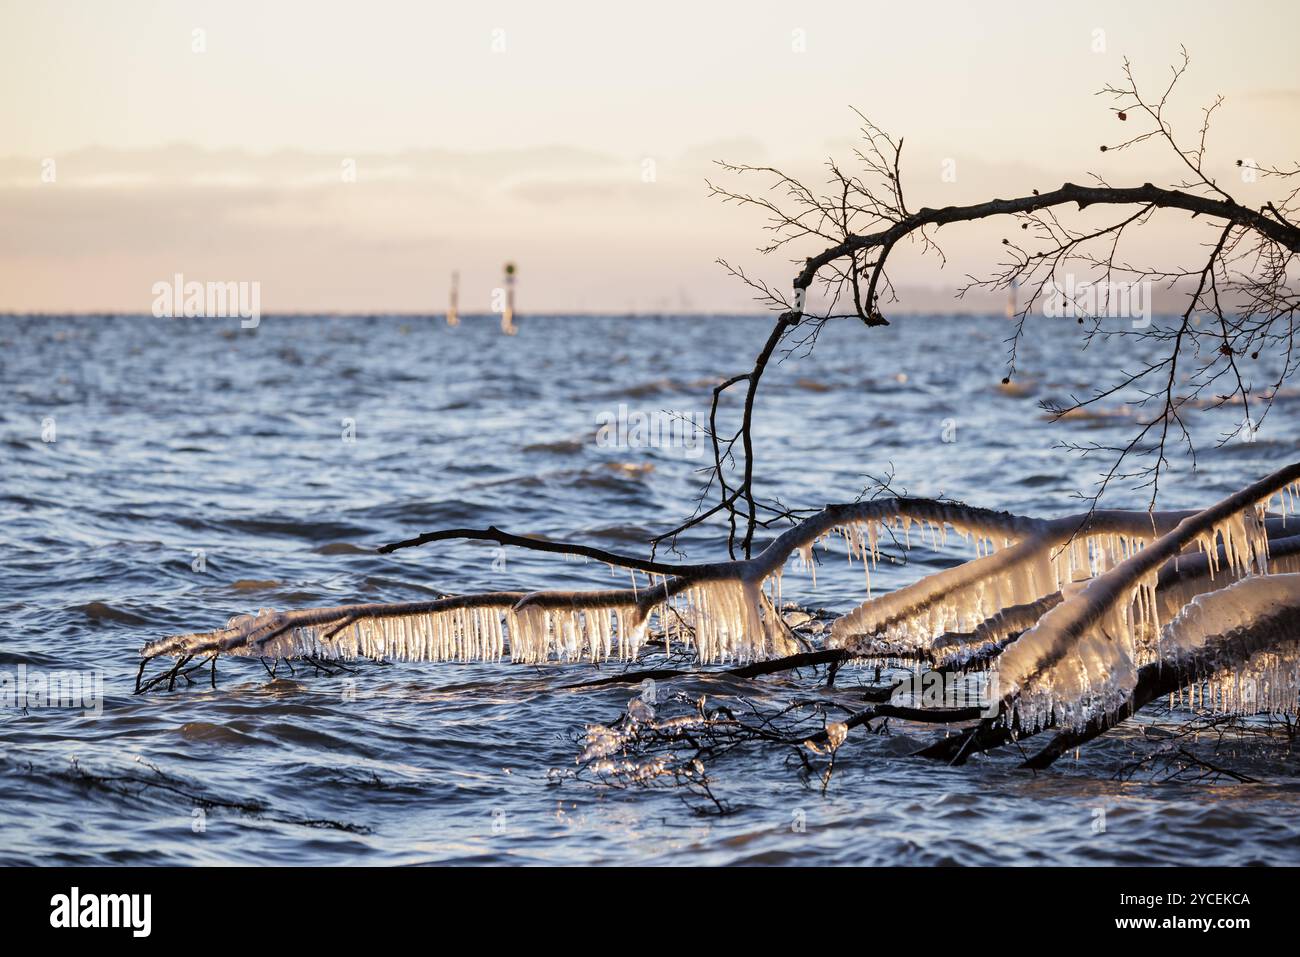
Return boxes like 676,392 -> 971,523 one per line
2,312 -> 1298,865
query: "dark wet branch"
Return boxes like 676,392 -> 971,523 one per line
701,49 -> 1299,535
379,524 -> 707,577
566,648 -> 851,689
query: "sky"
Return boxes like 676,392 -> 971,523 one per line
1,0 -> 1298,313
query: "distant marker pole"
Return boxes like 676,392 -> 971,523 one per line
447,270 -> 460,327
501,262 -> 518,335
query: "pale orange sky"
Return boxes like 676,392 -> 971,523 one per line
2,0 -> 1298,313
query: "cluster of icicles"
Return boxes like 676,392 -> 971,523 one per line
169,578 -> 791,669
1157,574 -> 1300,716
989,487 -> 1300,732
146,474 -> 1300,734
202,603 -> 649,667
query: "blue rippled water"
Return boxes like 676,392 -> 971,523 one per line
2,313 -> 1298,865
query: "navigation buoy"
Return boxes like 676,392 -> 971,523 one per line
501,262 -> 518,335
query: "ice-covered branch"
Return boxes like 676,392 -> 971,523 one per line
144,468 -> 1300,785
142,497 -> 1050,676
1021,573 -> 1300,768
993,461 -> 1300,730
